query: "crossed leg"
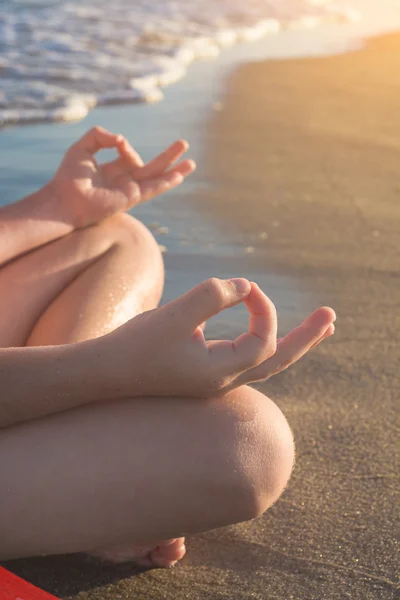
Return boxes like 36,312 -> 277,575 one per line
0,214 -> 295,567
0,213 -> 164,348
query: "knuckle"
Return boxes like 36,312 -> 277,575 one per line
249,338 -> 276,368
91,125 -> 104,136
263,338 -> 277,360
239,351 -> 259,371
203,278 -> 225,306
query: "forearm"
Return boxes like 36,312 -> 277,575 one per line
0,183 -> 73,267
0,340 -> 105,428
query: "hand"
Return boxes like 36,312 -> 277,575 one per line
100,278 -> 336,399
49,126 -> 195,229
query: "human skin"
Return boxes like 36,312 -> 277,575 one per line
0,127 -> 195,265
0,128 -> 335,566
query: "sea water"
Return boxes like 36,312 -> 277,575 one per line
0,0 -> 360,128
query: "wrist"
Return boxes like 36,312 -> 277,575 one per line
64,337 -> 116,404
89,328 -> 147,401
44,178 -> 77,230
0,182 -> 75,267
15,180 -> 75,234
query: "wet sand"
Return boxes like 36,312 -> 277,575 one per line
3,33 -> 399,600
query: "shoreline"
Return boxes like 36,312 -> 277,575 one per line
1,0 -> 400,132
0,2 -> 363,130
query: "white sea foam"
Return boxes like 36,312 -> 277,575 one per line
0,0 -> 359,128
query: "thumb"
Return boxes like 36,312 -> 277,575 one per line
166,278 -> 251,333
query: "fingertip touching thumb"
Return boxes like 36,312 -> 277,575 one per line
229,278 -> 251,295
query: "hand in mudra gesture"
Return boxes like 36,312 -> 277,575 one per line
49,126 -> 195,229
101,278 -> 336,399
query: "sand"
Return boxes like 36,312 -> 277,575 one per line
3,33 -> 399,600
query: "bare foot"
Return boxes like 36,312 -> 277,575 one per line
89,537 -> 186,568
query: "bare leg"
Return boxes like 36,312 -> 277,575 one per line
0,386 -> 294,562
0,213 -> 163,348
0,213 -> 294,566
0,212 -> 181,565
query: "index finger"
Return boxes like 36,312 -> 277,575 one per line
116,136 -> 144,169
233,283 -> 278,367
71,126 -> 122,155
209,283 -> 277,372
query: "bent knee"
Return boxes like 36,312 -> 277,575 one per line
210,386 -> 295,523
97,213 -> 162,259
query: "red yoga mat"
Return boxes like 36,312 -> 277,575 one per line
0,567 -> 59,600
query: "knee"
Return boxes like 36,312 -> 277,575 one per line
75,212 -> 163,270
210,386 -> 295,523
97,213 -> 164,303
100,213 -> 163,262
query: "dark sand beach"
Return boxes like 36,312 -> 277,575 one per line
3,33 -> 399,600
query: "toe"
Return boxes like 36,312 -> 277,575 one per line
88,537 -> 186,568
149,537 -> 186,568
